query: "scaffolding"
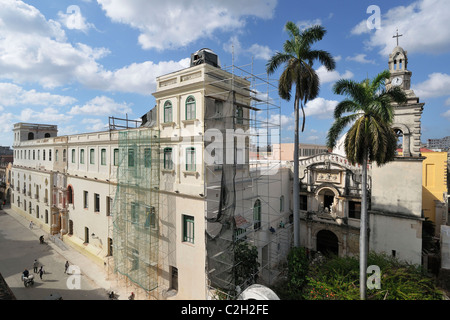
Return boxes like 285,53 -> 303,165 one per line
204,60 -> 290,299
111,127 -> 160,293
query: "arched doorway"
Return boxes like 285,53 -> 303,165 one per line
316,230 -> 339,256
317,187 -> 338,213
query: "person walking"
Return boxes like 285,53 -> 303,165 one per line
39,266 -> 44,280
33,259 -> 39,273
64,261 -> 69,274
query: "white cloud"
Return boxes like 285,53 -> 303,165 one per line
296,19 -> 322,30
69,96 -> 133,116
223,36 -> 273,62
442,108 -> 450,120
0,1 -> 191,95
304,97 -> 338,119
82,118 -> 108,132
97,0 -> 277,50
248,44 -> 273,61
412,73 -> 450,98
306,135 -> 319,141
18,107 -> 70,123
316,65 -> 353,84
346,54 -> 375,64
0,83 -> 76,107
0,1 -> 109,88
91,58 -> 191,95
351,0 -> 450,56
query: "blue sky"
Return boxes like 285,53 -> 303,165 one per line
0,0 -> 449,147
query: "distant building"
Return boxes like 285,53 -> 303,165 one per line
422,151 -> 448,235
427,136 -> 450,151
271,143 -> 328,161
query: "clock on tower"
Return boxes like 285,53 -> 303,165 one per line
387,45 -> 412,91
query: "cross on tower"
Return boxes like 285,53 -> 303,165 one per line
393,29 -> 403,46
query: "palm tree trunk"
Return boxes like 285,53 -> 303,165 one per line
293,97 -> 300,247
360,155 -> 368,300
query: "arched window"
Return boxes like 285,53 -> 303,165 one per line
44,133 -> 51,138
394,129 -> 403,155
67,185 -> 73,204
185,96 -> 196,120
28,132 -> 34,140
253,199 -> 261,230
164,101 -> 173,123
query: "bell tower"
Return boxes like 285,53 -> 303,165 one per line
386,31 -> 424,158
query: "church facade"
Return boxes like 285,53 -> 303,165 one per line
298,44 -> 425,265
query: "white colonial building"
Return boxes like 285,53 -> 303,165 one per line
11,49 -> 292,300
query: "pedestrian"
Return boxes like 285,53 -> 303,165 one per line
29,221 -> 34,229
64,261 -> 69,274
22,268 -> 29,281
39,266 -> 44,280
33,259 -> 39,273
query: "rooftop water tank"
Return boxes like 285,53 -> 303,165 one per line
190,48 -> 220,68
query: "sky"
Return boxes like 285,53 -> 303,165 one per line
0,0 -> 449,148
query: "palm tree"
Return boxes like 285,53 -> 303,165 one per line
326,69 -> 407,299
266,21 -> 335,247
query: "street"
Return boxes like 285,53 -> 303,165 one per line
0,207 -> 111,300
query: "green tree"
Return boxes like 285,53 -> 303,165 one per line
234,241 -> 260,290
266,21 -> 335,247
287,247 -> 309,299
326,70 -> 407,299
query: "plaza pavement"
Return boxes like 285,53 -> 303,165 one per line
0,205 -> 129,300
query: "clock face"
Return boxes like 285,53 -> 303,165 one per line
392,76 -> 403,86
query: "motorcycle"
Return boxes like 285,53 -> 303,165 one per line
23,274 -> 34,287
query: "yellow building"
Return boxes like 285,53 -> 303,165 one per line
422,151 -> 448,233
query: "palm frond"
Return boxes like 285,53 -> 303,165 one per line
278,65 -> 294,101
326,113 -> 361,149
307,50 -> 336,71
266,52 -> 292,75
299,25 -> 326,50
284,21 -> 301,40
370,70 -> 391,93
334,99 -> 362,119
333,79 -> 368,109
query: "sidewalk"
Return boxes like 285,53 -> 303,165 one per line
3,206 -> 129,300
